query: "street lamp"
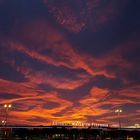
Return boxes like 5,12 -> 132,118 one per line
3,104 -> 12,127
1,120 -> 6,125
4,104 -> 12,109
115,109 -> 122,129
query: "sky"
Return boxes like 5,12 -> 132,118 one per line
0,0 -> 140,126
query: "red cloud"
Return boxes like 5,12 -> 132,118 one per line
2,19 -> 115,78
22,70 -> 89,90
119,85 -> 140,99
0,79 -> 38,97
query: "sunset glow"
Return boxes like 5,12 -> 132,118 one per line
0,0 -> 140,126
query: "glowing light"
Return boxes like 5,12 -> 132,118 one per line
4,104 -> 7,108
8,104 -> 12,108
115,109 -> 122,113
3,104 -> 12,108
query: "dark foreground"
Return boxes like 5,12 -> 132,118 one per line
0,126 -> 140,140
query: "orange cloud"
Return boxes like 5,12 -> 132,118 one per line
119,85 -> 140,99
0,79 -> 38,97
0,79 -> 73,125
22,70 -> 89,90
80,87 -> 110,104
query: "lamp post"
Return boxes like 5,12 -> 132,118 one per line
3,104 -> 12,127
115,109 -> 122,129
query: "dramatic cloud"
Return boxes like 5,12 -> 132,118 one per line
0,0 -> 139,126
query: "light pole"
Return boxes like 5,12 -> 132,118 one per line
115,109 -> 122,129
3,104 -> 12,127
